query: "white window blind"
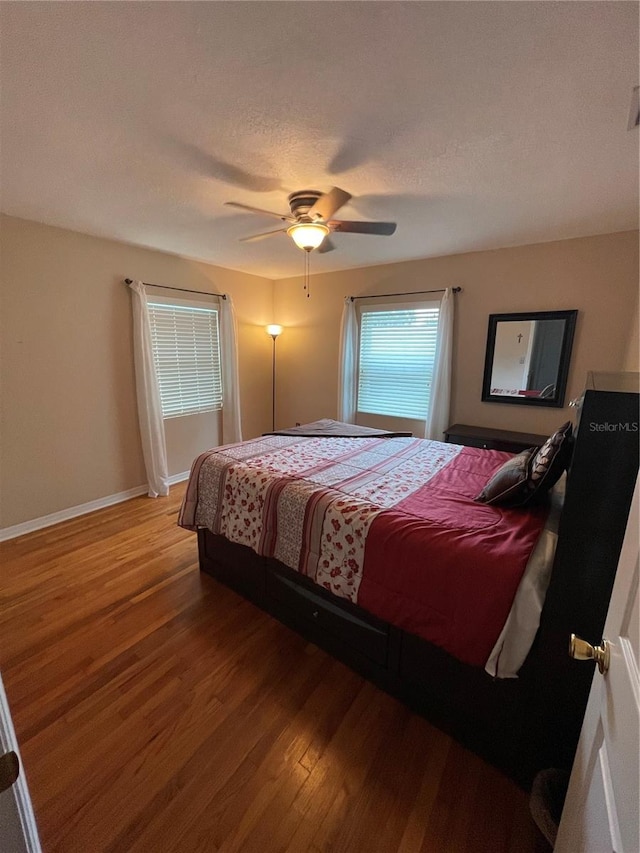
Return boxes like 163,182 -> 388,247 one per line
148,301 -> 222,419
357,304 -> 440,420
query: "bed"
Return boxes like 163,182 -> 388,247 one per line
180,430 -> 561,676
179,421 -> 580,786
179,382 -> 640,788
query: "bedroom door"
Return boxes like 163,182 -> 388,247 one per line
554,475 -> 639,853
0,673 -> 41,853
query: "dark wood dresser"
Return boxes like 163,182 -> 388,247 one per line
444,422 -> 548,453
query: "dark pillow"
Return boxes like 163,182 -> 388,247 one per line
475,421 -> 573,508
526,421 -> 573,500
475,447 -> 539,507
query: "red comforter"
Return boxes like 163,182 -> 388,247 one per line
179,435 -> 548,668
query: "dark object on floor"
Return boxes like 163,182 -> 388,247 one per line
529,767 -> 570,846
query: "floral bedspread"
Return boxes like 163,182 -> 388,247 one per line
179,435 -> 548,668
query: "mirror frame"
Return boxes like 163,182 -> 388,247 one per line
481,309 -> 578,408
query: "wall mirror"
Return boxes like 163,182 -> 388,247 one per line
481,310 -> 578,407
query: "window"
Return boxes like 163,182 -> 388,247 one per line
148,300 -> 222,419
357,302 -> 440,420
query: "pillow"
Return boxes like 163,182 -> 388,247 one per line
475,447 -> 539,507
475,421 -> 573,508
527,421 -> 573,500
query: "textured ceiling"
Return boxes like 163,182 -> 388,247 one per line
1,2 -> 638,279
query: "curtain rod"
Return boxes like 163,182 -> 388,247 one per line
124,278 -> 226,300
350,286 -> 461,301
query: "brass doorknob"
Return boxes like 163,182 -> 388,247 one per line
0,750 -> 19,794
569,634 -> 610,674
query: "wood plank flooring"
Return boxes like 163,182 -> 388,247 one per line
0,486 -> 550,852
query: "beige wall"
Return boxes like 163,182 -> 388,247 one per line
274,231 -> 639,437
2,218 -> 637,531
0,215 -> 274,528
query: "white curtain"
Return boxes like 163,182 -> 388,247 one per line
337,296 -> 358,423
220,294 -> 243,444
425,287 -> 454,441
128,280 -> 169,497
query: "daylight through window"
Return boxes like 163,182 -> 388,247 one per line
357,304 -> 440,420
148,302 -> 222,418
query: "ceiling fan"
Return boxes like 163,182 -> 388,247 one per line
225,187 -> 396,253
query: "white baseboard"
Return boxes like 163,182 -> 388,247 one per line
0,471 -> 190,542
167,470 -> 191,487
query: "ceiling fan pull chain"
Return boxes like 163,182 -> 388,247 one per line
305,250 -> 310,298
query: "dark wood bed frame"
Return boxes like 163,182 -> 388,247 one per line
196,379 -> 639,789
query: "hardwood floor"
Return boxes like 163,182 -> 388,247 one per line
1,486 -> 550,852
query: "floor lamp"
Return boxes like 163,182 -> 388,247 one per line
266,325 -> 283,431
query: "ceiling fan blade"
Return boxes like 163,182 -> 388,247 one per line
329,220 -> 397,236
308,187 -> 352,221
225,202 -> 294,222
316,237 -> 336,253
239,228 -> 288,243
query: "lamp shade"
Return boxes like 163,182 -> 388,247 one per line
266,324 -> 283,338
287,222 -> 329,251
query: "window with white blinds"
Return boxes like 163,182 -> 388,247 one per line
148,301 -> 222,419
357,303 -> 440,420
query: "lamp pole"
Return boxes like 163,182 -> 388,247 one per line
266,325 -> 283,431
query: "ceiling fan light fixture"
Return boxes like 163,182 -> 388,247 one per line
287,222 -> 330,251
